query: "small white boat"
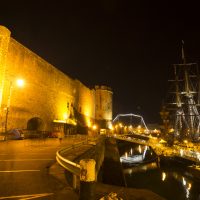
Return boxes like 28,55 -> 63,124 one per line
120,154 -> 143,164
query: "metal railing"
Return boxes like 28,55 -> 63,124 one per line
56,136 -> 101,189
56,140 -> 87,189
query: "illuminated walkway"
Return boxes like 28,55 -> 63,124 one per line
0,136 -> 85,200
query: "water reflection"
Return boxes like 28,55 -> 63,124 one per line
172,172 -> 193,199
162,172 -> 166,181
119,142 -> 157,166
117,140 -> 200,200
123,162 -> 158,174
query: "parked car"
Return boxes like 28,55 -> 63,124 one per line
7,129 -> 24,140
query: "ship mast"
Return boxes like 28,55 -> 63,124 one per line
173,41 -> 200,141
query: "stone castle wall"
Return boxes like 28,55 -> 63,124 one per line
0,26 -> 112,133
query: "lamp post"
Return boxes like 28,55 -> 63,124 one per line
5,79 -> 24,133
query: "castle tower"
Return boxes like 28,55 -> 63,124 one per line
95,85 -> 113,128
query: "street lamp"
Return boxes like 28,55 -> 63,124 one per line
5,79 -> 24,133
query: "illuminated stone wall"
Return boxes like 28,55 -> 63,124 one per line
0,25 -> 112,132
1,37 -> 78,131
75,80 -> 95,126
95,85 -> 113,127
0,26 -> 10,129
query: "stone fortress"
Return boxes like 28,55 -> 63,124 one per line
0,25 -> 113,134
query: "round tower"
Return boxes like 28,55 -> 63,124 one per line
95,85 -> 113,128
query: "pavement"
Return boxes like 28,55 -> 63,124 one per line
0,136 -> 88,200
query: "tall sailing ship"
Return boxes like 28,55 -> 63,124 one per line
166,41 -> 200,142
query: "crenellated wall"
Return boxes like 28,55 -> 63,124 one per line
0,25 -> 112,133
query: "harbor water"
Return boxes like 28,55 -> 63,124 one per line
117,140 -> 200,200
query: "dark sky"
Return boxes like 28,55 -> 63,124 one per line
1,1 -> 200,123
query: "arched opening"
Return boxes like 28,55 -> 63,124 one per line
27,117 -> 44,131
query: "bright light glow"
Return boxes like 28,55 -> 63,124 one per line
188,183 -> 192,190
137,125 -> 141,129
108,123 -> 113,130
196,152 -> 200,160
162,172 -> 166,181
169,128 -> 174,133
145,129 -> 149,134
138,145 -> 142,154
87,120 -> 91,127
63,113 -> 68,120
180,149 -> 184,156
92,124 -> 97,130
119,123 -> 123,128
159,139 -> 167,144
186,182 -> 192,199
130,148 -> 133,155
125,152 -> 128,158
184,140 -> 188,144
182,177 -> 186,186
142,146 -> 148,159
16,79 -> 24,87
53,119 -> 66,123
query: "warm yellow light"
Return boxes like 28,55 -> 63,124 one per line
184,140 -> 188,144
137,125 -> 141,129
87,120 -> 91,127
119,123 -> 123,128
63,113 -> 68,120
108,124 -> 113,130
169,128 -> 174,133
125,152 -> 128,158
188,183 -> 192,190
53,119 -> 66,123
162,172 -> 166,181
138,145 -> 142,153
92,124 -> 97,130
16,79 -> 24,87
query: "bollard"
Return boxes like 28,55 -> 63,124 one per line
79,159 -> 96,200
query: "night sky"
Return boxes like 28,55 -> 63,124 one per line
1,1 -> 200,124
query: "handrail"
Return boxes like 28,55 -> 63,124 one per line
56,150 -> 81,169
56,140 -> 86,176
56,136 -> 99,189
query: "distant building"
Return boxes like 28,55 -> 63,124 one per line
0,26 -> 112,134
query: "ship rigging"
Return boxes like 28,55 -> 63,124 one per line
166,41 -> 200,142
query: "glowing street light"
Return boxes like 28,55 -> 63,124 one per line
92,124 -> 97,130
16,79 -> 24,87
5,78 -> 25,133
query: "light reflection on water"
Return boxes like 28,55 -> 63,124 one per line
117,140 -> 200,200
123,162 -> 157,174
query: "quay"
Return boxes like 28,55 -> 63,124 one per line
53,135 -> 166,200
